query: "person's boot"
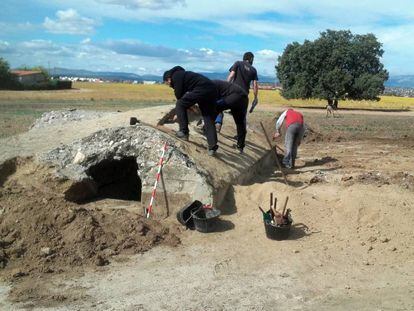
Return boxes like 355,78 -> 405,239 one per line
176,130 -> 189,141
233,144 -> 244,154
208,145 -> 218,156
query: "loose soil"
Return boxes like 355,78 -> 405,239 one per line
0,159 -> 180,307
1,108 -> 413,310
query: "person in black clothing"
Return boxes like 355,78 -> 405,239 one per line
213,80 -> 248,153
215,52 -> 259,132
163,66 -> 219,155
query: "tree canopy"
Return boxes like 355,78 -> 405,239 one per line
0,57 -> 17,89
276,30 -> 389,103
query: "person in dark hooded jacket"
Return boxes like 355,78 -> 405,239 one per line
163,66 -> 219,155
213,80 -> 248,153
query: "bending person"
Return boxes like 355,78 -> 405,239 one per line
213,80 -> 248,153
163,66 -> 219,156
273,108 -> 305,169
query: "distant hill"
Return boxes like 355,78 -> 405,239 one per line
51,67 -> 414,88
200,72 -> 276,83
385,75 -> 414,88
50,67 -> 277,83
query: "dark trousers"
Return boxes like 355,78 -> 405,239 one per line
216,94 -> 248,148
175,88 -> 218,149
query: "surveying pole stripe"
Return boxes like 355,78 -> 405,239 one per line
146,142 -> 168,218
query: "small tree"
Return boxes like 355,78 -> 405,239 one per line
0,58 -> 19,89
276,30 -> 389,106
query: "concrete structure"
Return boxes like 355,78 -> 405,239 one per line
11,70 -> 47,85
0,106 -> 275,218
38,125 -> 213,218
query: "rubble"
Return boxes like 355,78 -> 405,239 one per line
37,125 -> 214,217
30,109 -> 117,130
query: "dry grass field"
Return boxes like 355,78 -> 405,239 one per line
0,81 -> 413,138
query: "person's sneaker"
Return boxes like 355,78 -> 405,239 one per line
175,131 -> 189,141
233,144 -> 244,154
215,123 -> 222,133
208,145 -> 218,156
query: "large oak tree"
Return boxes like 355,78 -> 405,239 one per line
276,30 -> 388,107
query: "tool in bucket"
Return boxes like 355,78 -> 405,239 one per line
146,142 -> 168,218
260,193 -> 293,240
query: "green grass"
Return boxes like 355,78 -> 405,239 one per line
259,90 -> 414,110
1,82 -> 413,139
0,99 -> 170,139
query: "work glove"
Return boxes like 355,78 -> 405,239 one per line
249,98 -> 258,113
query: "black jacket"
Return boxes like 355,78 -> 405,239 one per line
213,80 -> 248,98
171,70 -> 216,100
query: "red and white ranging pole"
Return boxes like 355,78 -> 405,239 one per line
146,142 -> 168,218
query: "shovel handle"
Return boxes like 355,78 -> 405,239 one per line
258,206 -> 266,214
282,196 -> 289,217
270,192 -> 273,210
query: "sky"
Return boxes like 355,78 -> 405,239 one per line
0,0 -> 413,77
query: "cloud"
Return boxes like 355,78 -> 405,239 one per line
99,39 -> 239,65
0,40 -> 14,54
2,37 -> 280,75
0,22 -> 38,35
81,38 -> 92,44
100,40 -> 183,58
97,0 -> 185,10
43,9 -> 98,35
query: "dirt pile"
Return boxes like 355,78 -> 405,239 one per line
30,109 -> 117,130
0,158 -> 180,281
340,170 -> 414,190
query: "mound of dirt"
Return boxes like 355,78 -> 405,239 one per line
341,170 -> 414,190
0,159 -> 180,282
30,109 -> 117,130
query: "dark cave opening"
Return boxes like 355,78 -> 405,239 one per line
87,157 -> 141,201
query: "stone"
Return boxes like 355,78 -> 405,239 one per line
40,247 -> 53,257
73,151 -> 86,164
95,255 -> 109,266
12,269 -> 28,278
30,110 -> 116,130
367,236 -> 377,243
309,175 -> 324,184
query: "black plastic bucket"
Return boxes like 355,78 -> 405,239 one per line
191,207 -> 221,233
263,211 -> 292,240
176,200 -> 203,230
